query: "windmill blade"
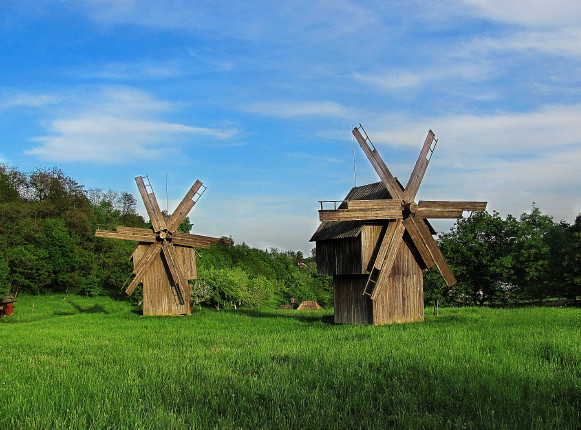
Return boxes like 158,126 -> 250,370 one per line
417,201 -> 487,211
95,226 -> 156,243
363,220 -> 405,299
166,180 -> 204,233
135,176 -> 167,233
403,217 -> 435,269
172,232 -> 232,248
161,241 -> 188,305
95,228 -> 155,243
125,242 -> 163,295
404,130 -> 436,202
411,218 -> 457,286
364,220 -> 406,300
353,127 -> 403,200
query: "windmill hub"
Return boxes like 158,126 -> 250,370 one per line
157,230 -> 171,241
403,202 -> 417,218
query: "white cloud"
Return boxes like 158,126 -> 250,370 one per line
26,87 -> 237,163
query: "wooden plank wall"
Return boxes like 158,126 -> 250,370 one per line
360,224 -> 386,273
333,275 -> 373,325
132,244 -> 196,316
316,238 -> 362,275
372,244 -> 424,325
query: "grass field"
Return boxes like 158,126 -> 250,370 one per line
1,295 -> 579,429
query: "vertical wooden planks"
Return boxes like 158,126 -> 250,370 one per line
132,244 -> 194,316
333,275 -> 373,325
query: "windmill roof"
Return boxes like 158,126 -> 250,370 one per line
310,181 -> 438,242
310,182 -> 390,242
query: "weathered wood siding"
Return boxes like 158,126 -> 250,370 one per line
372,243 -> 424,325
132,244 -> 196,316
333,275 -> 372,325
316,238 -> 362,275
316,225 -> 385,276
361,224 -> 386,273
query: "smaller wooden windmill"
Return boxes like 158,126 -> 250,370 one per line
95,176 -> 230,316
311,126 -> 487,325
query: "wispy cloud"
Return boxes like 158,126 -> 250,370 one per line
26,87 -> 237,163
364,103 -> 581,154
459,0 -> 581,27
242,100 -> 355,119
77,62 -> 185,80
0,92 -> 59,109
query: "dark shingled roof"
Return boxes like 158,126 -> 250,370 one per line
310,182 -> 390,242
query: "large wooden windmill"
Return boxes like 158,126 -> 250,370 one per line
95,176 -> 230,316
311,126 -> 486,325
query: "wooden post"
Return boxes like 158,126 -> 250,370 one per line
433,299 -> 439,316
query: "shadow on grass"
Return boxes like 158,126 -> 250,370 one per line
236,308 -> 334,325
53,300 -> 109,316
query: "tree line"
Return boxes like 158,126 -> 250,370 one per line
0,164 -> 332,308
425,208 -> 580,306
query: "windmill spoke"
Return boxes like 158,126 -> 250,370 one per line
135,176 -> 167,233
413,218 -> 457,286
404,130 -> 436,202
365,220 -> 405,299
95,228 -> 155,243
161,242 -> 188,305
125,242 -> 163,295
353,127 -> 403,200
166,180 -> 204,233
403,217 -> 435,268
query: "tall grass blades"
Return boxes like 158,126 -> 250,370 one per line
1,295 -> 579,429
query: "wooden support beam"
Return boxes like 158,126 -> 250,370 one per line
346,199 -> 403,211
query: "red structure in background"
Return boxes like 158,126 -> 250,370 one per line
1,295 -> 15,316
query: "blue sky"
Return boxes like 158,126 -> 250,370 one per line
1,0 -> 580,253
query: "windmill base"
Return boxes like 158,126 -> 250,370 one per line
333,242 -> 424,326
133,244 -> 195,316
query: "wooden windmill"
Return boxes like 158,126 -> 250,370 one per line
310,126 -> 487,325
95,176 -> 230,316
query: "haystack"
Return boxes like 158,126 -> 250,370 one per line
297,301 -> 322,310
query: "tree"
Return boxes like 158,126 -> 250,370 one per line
440,211 -> 517,305
512,206 -> 559,302
561,215 -> 581,301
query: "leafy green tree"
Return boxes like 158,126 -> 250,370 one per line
561,215 -> 581,301
512,206 -> 560,302
42,218 -> 79,292
440,211 -> 517,305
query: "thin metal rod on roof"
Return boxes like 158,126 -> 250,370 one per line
352,124 -> 357,187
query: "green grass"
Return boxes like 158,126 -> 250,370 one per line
1,295 -> 579,429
